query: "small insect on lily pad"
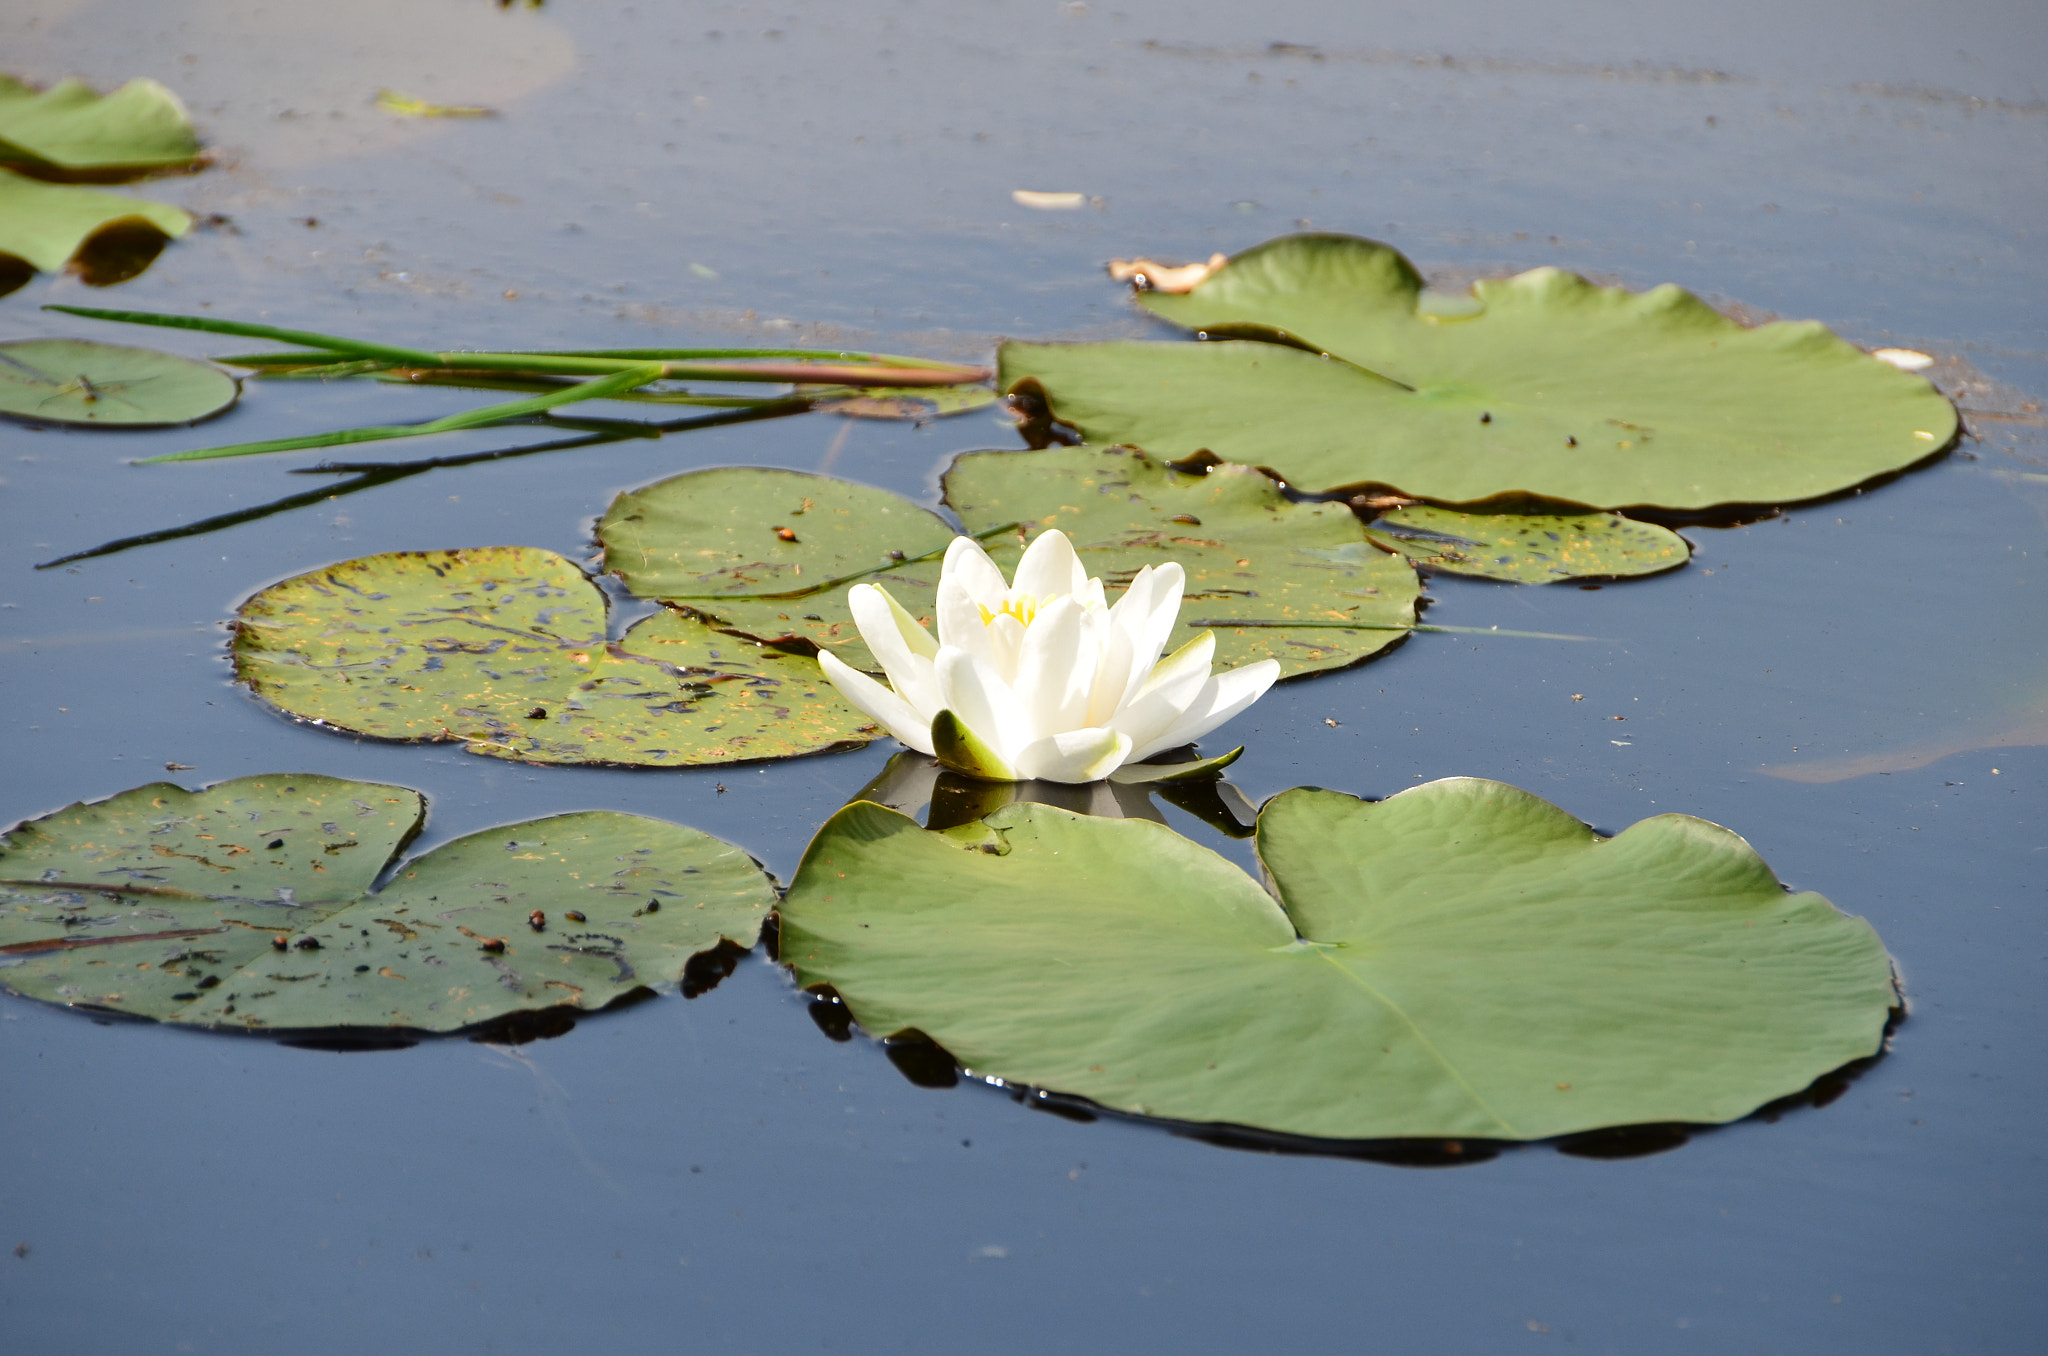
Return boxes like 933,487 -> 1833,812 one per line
0,337 -> 237,426
0,774 -> 777,1035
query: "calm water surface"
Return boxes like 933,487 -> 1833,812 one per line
3,2 -> 2043,1351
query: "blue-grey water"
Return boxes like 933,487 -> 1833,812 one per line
3,2 -> 2043,1351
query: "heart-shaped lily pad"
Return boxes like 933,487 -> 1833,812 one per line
0,775 -> 774,1033
234,546 -> 875,766
780,779 -> 1897,1142
0,75 -> 202,175
1360,505 -> 1689,583
0,167 -> 191,294
601,449 -> 1419,678
999,233 -> 1958,510
0,337 -> 237,426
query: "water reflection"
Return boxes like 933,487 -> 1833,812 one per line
847,749 -> 1259,837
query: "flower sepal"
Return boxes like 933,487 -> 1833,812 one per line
930,709 -> 1017,782
1106,746 -> 1243,785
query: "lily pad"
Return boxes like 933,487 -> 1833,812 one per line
0,75 -> 202,175
0,338 -> 237,427
0,775 -> 774,1033
234,546 -> 875,766
0,166 -> 191,293
999,233 -> 1959,510
944,445 -> 1420,675
780,779 -> 1897,1143
1360,506 -> 1689,583
601,448 -> 1420,678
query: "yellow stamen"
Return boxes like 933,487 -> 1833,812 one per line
977,595 -> 1039,628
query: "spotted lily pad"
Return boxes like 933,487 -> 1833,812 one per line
0,75 -> 202,175
601,448 -> 1419,678
780,779 -> 1898,1142
1360,505 -> 1689,583
999,233 -> 1958,510
0,337 -> 237,426
233,546 -> 875,767
0,775 -> 774,1033
0,167 -> 191,294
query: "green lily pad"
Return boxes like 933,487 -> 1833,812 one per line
0,167 -> 191,293
1360,505 -> 1689,583
780,779 -> 1897,1143
602,449 -> 1420,679
0,76 -> 202,175
0,775 -> 774,1033
944,445 -> 1420,675
999,233 -> 1959,510
234,546 -> 876,767
0,337 -> 237,427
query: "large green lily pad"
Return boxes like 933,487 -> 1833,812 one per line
234,546 -> 875,766
602,449 -> 1419,678
0,338 -> 237,427
1361,505 -> 1689,583
0,166 -> 190,292
780,779 -> 1897,1142
0,775 -> 774,1033
0,75 -> 203,175
999,233 -> 1958,510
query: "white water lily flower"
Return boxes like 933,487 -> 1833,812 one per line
818,529 -> 1281,784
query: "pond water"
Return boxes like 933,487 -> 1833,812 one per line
3,1 -> 2043,1351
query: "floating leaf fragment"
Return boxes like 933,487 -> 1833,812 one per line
1107,253 -> 1226,292
1012,190 -> 1088,210
0,775 -> 773,1033
374,89 -> 497,119
234,546 -> 875,766
781,779 -> 1898,1142
0,338 -> 237,427
1871,348 -> 1934,372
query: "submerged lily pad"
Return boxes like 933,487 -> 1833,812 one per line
0,775 -> 774,1033
234,546 -> 875,766
602,448 -> 1419,678
0,167 -> 191,293
1000,233 -> 1958,510
780,779 -> 1897,1143
0,338 -> 237,426
1361,506 -> 1689,583
0,75 -> 202,175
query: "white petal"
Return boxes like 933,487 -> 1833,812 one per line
985,612 -> 1027,683
1127,658 -> 1280,761
1012,528 -> 1086,601
1108,630 -> 1216,753
1012,726 -> 1134,784
942,535 -> 1010,611
847,585 -> 940,716
935,647 -> 1030,763
935,575 -> 997,667
818,651 -> 935,754
1084,618 -> 1135,727
1012,594 -> 1093,738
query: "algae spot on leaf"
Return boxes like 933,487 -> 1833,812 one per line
779,779 -> 1897,1143
234,545 -> 875,767
999,232 -> 1959,510
0,775 -> 774,1034
0,338 -> 237,427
